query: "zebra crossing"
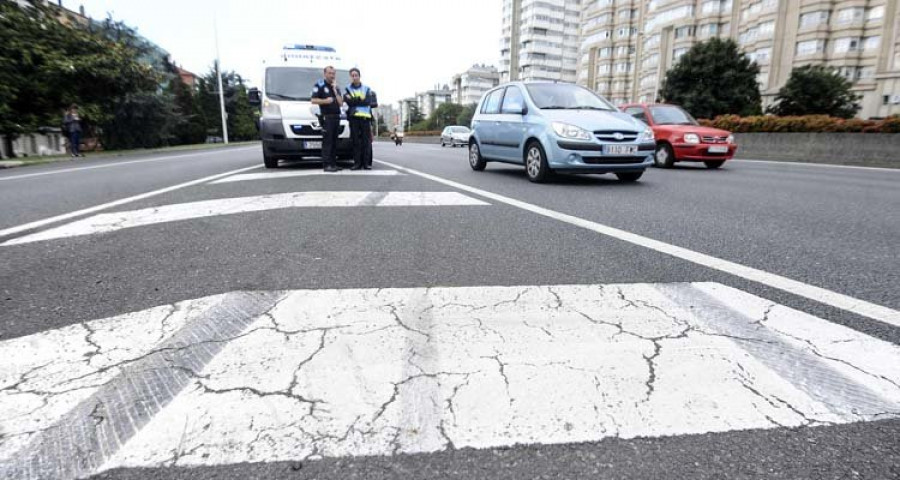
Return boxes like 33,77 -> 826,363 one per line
1,164 -> 899,479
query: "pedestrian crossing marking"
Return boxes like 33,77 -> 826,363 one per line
211,170 -> 404,184
1,191 -> 490,246
1,283 -> 897,479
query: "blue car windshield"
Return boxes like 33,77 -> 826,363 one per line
525,84 -> 616,111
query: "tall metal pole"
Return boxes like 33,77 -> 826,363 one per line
214,16 -> 229,144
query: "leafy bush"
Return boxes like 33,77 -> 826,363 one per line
699,115 -> 900,133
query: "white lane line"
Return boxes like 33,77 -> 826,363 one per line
0,284 -> 887,472
1,192 -> 490,245
211,169 -> 403,184
0,146 -> 259,182
733,159 -> 900,173
375,159 -> 900,328
0,164 -> 261,239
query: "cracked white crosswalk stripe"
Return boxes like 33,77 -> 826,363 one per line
0,283 -> 898,478
0,191 -> 490,246
210,169 -> 403,184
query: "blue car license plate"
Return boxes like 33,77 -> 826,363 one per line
604,144 -> 637,155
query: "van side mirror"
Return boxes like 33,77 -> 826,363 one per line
520,106 -> 528,116
248,88 -> 261,106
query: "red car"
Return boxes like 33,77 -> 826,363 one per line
620,103 -> 736,169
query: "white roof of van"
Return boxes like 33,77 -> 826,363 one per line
263,44 -> 354,70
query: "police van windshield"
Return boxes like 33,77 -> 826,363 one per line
265,67 -> 351,101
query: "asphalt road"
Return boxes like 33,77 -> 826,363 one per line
0,142 -> 898,479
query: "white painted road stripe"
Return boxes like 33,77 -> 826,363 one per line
1,192 -> 490,245
0,146 -> 259,182
1,284 -> 897,476
375,159 -> 900,328
733,159 -> 900,173
0,164 -> 261,239
211,169 -> 403,184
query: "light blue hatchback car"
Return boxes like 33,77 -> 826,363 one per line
468,82 -> 655,183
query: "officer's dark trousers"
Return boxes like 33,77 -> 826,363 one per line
321,115 -> 340,170
349,117 -> 372,169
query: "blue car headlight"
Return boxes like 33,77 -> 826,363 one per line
552,122 -> 592,141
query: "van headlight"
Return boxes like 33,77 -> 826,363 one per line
552,122 -> 592,140
640,128 -> 654,141
683,133 -> 700,144
262,100 -> 282,119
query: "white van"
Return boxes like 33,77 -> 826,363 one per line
249,45 -> 354,168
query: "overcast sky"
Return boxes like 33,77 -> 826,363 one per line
70,0 -> 502,106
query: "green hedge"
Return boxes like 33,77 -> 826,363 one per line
698,115 -> 900,133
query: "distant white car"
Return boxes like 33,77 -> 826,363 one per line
441,126 -> 471,147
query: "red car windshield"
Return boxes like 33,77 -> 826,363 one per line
650,106 -> 699,126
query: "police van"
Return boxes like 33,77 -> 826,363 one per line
249,45 -> 354,168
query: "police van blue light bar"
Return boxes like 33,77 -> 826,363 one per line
282,45 -> 336,52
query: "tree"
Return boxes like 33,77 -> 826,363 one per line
768,65 -> 860,118
456,104 -> 477,127
198,68 -> 258,141
427,102 -> 465,129
659,38 -> 761,119
0,2 -> 163,155
169,76 -> 207,145
100,92 -> 179,149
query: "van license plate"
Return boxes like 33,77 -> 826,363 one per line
303,141 -> 322,149
604,145 -> 637,155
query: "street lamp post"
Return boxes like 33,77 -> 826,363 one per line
214,16 -> 229,144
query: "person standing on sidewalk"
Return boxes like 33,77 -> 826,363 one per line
62,104 -> 83,157
343,68 -> 374,170
311,66 -> 343,172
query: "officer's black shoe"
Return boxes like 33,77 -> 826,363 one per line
363,166 -> 372,170
324,166 -> 341,172
350,166 -> 362,170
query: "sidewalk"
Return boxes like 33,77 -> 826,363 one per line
0,141 -> 259,170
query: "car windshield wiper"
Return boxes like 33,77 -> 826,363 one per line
267,93 -> 306,101
539,105 -> 571,109
571,106 -> 611,111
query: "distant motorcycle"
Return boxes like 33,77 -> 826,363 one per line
390,130 -> 404,146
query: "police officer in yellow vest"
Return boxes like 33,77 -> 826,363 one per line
343,68 -> 375,170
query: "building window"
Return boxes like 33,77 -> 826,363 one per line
759,21 -> 774,37
599,47 -> 613,58
796,39 -> 826,56
674,26 -> 695,39
866,6 -> 884,22
857,67 -> 875,80
598,63 -> 612,74
833,37 -> 860,53
799,11 -> 829,28
673,47 -> 689,61
835,8 -> 864,24
699,23 -> 719,37
863,36 -> 880,51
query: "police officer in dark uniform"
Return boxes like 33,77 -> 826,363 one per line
311,66 -> 343,172
343,68 -> 375,170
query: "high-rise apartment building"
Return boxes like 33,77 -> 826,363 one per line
528,0 -> 900,118
500,0 -> 583,83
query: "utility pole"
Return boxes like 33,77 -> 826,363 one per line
214,16 -> 229,144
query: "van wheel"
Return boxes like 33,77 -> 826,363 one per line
263,152 -> 278,169
616,171 -> 644,182
468,141 -> 486,171
654,143 -> 674,168
525,141 -> 551,183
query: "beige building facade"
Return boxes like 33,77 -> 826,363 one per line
572,0 -> 900,118
500,0 -> 583,83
